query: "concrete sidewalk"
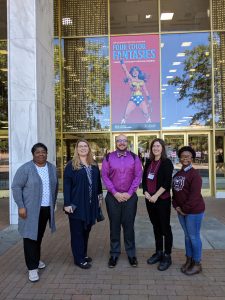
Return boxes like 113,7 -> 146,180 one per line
0,197 -> 225,300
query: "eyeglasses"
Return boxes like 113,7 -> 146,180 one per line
116,139 -> 128,143
180,155 -> 192,159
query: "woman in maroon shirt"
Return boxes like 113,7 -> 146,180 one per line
172,146 -> 205,275
142,138 -> 174,271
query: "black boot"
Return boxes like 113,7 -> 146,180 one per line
158,254 -> 172,271
147,251 -> 163,264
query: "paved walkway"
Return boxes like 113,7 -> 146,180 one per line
0,197 -> 225,300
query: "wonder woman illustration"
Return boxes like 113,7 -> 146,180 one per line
120,60 -> 151,124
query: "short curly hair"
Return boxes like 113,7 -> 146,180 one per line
178,146 -> 196,159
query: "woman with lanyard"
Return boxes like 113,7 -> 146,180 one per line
142,138 -> 174,271
63,139 -> 103,269
172,146 -> 205,275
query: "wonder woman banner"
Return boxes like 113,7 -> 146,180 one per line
111,35 -> 160,131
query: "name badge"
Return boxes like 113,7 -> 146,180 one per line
148,173 -> 155,180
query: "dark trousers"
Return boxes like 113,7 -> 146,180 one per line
23,206 -> 50,270
69,218 -> 92,264
145,198 -> 173,255
105,192 -> 138,258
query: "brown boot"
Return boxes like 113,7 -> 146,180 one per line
185,261 -> 202,275
180,256 -> 192,273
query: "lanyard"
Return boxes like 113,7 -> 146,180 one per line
149,159 -> 161,174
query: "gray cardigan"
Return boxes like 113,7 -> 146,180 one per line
11,160 -> 58,240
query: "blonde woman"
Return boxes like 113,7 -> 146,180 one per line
64,139 -> 103,269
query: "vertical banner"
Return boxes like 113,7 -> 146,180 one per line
110,35 -> 160,131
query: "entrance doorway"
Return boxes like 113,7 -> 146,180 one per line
112,132 -> 211,195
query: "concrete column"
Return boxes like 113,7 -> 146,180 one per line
8,0 -> 55,224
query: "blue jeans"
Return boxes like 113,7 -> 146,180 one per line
178,212 -> 204,262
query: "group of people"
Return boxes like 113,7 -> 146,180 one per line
12,135 -> 205,283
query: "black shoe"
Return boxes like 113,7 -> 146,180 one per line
147,251 -> 163,265
158,254 -> 172,271
108,256 -> 118,268
84,256 -> 92,263
128,256 -> 138,267
76,261 -> 92,269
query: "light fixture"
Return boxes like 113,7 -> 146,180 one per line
190,68 -> 196,72
169,69 -> 177,73
62,17 -> 73,25
181,42 -> 192,47
166,76 -> 173,78
162,84 -> 168,87
0,50 -> 7,55
161,43 -> 164,48
177,53 -> 185,57
145,14 -> 151,19
160,13 -> 174,20
173,62 -> 181,65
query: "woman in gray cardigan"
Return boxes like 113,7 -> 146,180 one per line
12,143 -> 58,282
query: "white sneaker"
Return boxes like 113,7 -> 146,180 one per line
28,269 -> 39,282
38,260 -> 46,269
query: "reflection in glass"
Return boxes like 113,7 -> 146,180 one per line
212,0 -> 225,30
63,37 -> 110,132
160,0 -> 210,32
164,135 -> 184,170
137,135 -> 157,165
63,133 -> 110,171
61,0 -> 108,37
161,33 -> 212,129
215,135 -> 225,192
188,134 -> 209,189
110,0 -> 158,34
54,39 -> 62,132
0,40 -> 7,132
0,0 -> 7,39
0,138 -> 9,190
213,32 -> 225,128
56,139 -> 63,191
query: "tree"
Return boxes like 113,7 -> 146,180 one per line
168,44 -> 212,126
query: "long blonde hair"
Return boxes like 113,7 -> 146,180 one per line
72,139 -> 96,170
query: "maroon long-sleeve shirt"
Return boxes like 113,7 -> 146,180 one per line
172,167 -> 205,214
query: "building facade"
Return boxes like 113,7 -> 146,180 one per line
0,0 -> 225,224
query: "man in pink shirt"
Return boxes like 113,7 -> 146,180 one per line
102,134 -> 142,268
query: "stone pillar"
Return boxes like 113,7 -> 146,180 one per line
8,0 -> 55,224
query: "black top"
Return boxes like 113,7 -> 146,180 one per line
142,158 -> 174,196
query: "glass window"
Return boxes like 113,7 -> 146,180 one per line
0,138 -> 9,191
188,134 -> 210,190
212,0 -> 225,30
54,39 -> 62,132
0,40 -> 7,132
213,32 -> 225,128
61,0 -> 108,37
56,138 -> 63,191
54,0 -> 59,37
63,133 -> 110,170
164,135 -> 184,170
110,0 -> 158,34
161,33 -> 212,129
160,0 -> 210,32
215,134 -> 225,194
63,37 -> 110,132
0,0 -> 7,39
